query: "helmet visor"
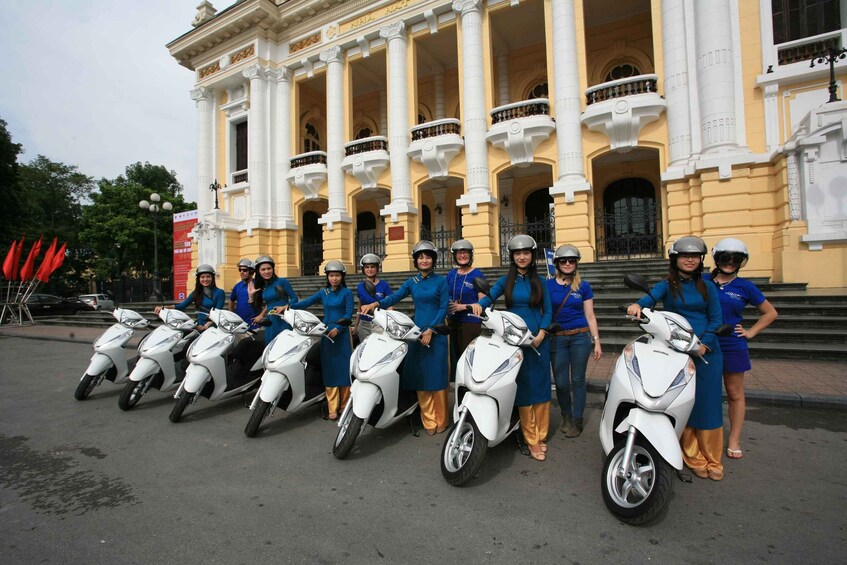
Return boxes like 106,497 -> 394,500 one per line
714,251 -> 747,266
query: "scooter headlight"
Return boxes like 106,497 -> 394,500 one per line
501,317 -> 525,346
385,313 -> 413,340
218,316 -> 243,333
293,312 -> 319,335
119,312 -> 147,328
665,318 -> 695,352
669,357 -> 697,389
375,343 -> 407,366
623,343 -> 642,380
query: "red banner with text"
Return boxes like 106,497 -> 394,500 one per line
173,210 -> 198,301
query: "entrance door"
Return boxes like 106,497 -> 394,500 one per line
597,178 -> 661,258
301,211 -> 323,276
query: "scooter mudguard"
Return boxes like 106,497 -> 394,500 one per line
614,408 -> 683,470
458,393 -> 499,442
182,364 -> 212,395
129,357 -> 160,382
350,380 -> 382,421
258,371 -> 290,404
84,353 -> 117,380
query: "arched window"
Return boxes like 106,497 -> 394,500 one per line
600,178 -> 659,256
304,122 -> 321,153
356,212 -> 376,232
604,64 -> 641,82
524,188 -> 553,223
303,211 -> 322,241
355,127 -> 373,140
527,82 -> 549,99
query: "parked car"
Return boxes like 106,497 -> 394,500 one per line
79,293 -> 116,311
26,294 -> 94,317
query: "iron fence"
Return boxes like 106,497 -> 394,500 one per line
421,226 -> 462,271
499,212 -> 555,264
355,233 -> 386,266
301,238 -> 323,276
594,205 -> 662,259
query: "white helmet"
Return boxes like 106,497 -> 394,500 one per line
669,236 -> 707,257
359,253 -> 381,269
196,264 -> 215,276
506,234 -> 537,252
712,238 -> 749,269
324,260 -> 347,274
237,258 -> 254,271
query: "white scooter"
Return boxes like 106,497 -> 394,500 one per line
118,308 -> 199,411
244,308 -> 351,437
75,307 -> 150,400
440,279 -> 556,486
169,308 -> 264,423
332,306 -> 426,459
599,274 -> 731,525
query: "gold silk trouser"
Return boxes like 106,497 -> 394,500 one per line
518,402 -> 550,446
417,389 -> 449,431
681,425 -> 724,474
326,386 -> 351,416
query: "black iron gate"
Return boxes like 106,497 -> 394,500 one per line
300,238 -> 323,276
355,233 -> 386,267
421,226 -> 461,271
594,204 -> 662,259
499,212 -> 555,264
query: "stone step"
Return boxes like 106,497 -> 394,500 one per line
596,313 -> 847,330
598,324 -> 847,345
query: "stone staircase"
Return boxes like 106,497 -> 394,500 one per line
38,258 -> 847,361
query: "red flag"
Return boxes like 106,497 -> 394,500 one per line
35,237 -> 58,283
2,240 -> 17,280
49,242 -> 68,274
19,236 -> 43,281
10,237 -> 24,281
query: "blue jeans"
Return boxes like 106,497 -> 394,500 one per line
550,332 -> 591,420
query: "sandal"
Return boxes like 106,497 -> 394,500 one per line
529,444 -> 546,461
539,442 -> 548,453
726,448 -> 743,459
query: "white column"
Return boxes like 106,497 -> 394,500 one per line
434,71 -> 446,120
379,22 -> 417,221
549,0 -> 590,202
318,46 -> 352,229
694,0 -> 740,154
662,0 -> 693,166
496,50 -> 510,106
191,87 -> 215,213
243,65 -> 271,226
453,0 -> 496,212
379,87 -> 388,134
272,67 -> 297,229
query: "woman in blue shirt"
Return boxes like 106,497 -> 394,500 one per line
470,235 -> 552,462
546,244 -> 602,439
360,241 -> 449,435
155,264 -> 226,330
706,238 -> 778,461
250,255 -> 298,343
288,260 -> 355,420
627,236 -> 725,481
355,253 -> 392,344
446,239 -> 486,380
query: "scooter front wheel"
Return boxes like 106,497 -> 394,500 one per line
244,400 -> 271,438
601,437 -> 674,525
441,416 -> 488,486
118,376 -> 150,411
74,373 -> 100,401
169,391 -> 193,423
333,410 -> 364,460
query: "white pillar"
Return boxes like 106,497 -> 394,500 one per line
662,0 -> 693,166
496,50 -> 510,106
453,0 -> 496,212
549,0 -> 590,202
380,22 -> 417,221
243,65 -> 271,226
434,71 -> 446,120
191,87 -> 215,213
272,67 -> 297,229
379,87 -> 388,134
318,46 -> 352,229
694,0 -> 739,154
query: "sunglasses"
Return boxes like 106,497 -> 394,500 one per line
715,252 -> 746,264
557,258 -> 578,265
238,268 -> 251,272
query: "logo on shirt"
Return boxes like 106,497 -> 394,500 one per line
724,291 -> 744,302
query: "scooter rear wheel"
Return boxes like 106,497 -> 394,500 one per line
441,417 -> 488,486
333,410 -> 364,460
601,437 -> 674,525
169,391 -> 193,423
118,377 -> 150,411
244,400 -> 271,438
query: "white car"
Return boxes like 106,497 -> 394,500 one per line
79,293 -> 116,311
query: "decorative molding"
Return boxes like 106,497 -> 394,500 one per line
198,61 -> 220,79
452,0 -> 483,15
242,64 -> 270,81
192,1 -> 217,28
379,21 -> 407,42
271,66 -> 292,83
290,32 -> 321,54
190,86 -> 214,103
230,45 -> 255,65
319,45 -> 344,64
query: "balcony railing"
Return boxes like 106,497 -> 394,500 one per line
410,118 -> 462,141
231,169 -> 248,184
344,136 -> 388,157
290,151 -> 327,169
777,32 -> 841,66
585,74 -> 658,105
490,99 -> 550,125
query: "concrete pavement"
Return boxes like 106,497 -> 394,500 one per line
2,322 -> 845,410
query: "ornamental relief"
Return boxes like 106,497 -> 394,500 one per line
290,32 -> 321,54
230,45 -> 255,65
199,62 -> 220,79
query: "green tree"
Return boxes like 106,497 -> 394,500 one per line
0,117 -> 24,249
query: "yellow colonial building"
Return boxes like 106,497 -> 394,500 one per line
167,0 -> 847,289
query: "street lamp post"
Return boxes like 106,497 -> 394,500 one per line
209,179 -> 221,210
810,42 -> 847,103
139,193 -> 173,301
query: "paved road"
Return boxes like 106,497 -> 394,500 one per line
1,337 -> 845,564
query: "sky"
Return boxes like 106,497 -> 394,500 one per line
0,1 -> 205,203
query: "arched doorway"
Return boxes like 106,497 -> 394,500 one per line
524,188 -> 554,259
301,210 -> 323,276
597,178 -> 661,258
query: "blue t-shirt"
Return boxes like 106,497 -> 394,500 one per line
704,274 -> 766,352
175,287 -> 226,326
229,280 -> 256,326
356,279 -> 392,321
446,267 -> 485,324
546,279 -> 594,330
